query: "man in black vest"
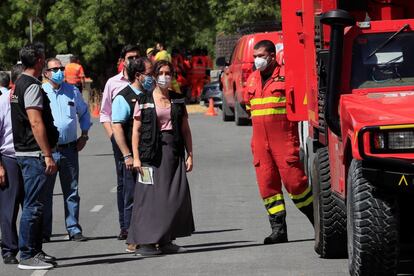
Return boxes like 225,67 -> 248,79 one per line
10,43 -> 59,270
112,57 -> 153,252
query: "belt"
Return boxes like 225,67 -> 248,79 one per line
57,141 -> 77,149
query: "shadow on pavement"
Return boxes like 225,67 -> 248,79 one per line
48,235 -> 118,243
286,238 -> 314,243
185,242 -> 265,254
56,257 -> 143,268
193,228 -> 242,235
57,252 -> 131,261
184,240 -> 252,248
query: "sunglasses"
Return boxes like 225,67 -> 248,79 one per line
127,55 -> 139,60
47,67 -> 65,72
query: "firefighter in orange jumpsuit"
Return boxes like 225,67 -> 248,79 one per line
190,49 -> 207,103
244,40 -> 313,244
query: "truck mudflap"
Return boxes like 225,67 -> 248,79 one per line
361,161 -> 414,193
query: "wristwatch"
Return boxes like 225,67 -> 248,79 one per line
80,134 -> 89,141
123,153 -> 132,160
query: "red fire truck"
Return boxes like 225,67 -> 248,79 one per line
280,0 -> 414,275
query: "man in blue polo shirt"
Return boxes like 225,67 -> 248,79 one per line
112,57 -> 153,252
42,58 -> 92,242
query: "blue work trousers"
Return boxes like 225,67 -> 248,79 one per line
43,144 -> 82,238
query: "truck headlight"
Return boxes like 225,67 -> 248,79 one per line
372,130 -> 414,151
388,131 -> 414,150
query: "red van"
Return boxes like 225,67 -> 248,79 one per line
216,31 -> 283,125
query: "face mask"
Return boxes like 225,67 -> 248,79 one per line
157,75 -> 171,89
254,57 -> 269,71
142,75 -> 154,91
51,69 -> 64,84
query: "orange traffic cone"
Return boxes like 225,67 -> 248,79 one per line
205,98 -> 217,116
92,102 -> 100,118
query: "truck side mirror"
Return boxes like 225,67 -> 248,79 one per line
216,57 -> 228,67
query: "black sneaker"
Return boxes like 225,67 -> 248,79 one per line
38,251 -> 56,262
3,254 -> 19,264
18,254 -> 54,270
117,229 -> 128,240
70,233 -> 88,242
135,245 -> 162,257
159,242 -> 188,254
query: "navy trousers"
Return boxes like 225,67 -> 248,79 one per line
111,135 -> 126,231
0,155 -> 23,258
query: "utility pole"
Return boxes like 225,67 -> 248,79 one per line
29,17 -> 33,43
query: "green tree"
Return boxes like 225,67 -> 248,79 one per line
0,0 -> 280,88
209,0 -> 280,33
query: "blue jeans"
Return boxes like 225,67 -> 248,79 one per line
0,156 -> 23,258
16,156 -> 52,260
43,145 -> 82,238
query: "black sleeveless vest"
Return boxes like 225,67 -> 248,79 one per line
10,74 -> 58,152
137,90 -> 186,163
113,85 -> 140,150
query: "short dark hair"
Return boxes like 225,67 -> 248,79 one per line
19,42 -> 45,68
254,40 -> 276,54
153,60 -> 175,77
120,44 -> 140,59
43,58 -> 61,75
126,57 -> 150,82
0,71 -> 10,88
11,63 -> 24,84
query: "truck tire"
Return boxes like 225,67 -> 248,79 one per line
221,95 -> 234,122
347,159 -> 399,276
234,98 -> 250,126
313,147 -> 347,258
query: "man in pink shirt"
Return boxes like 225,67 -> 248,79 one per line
100,44 -> 139,240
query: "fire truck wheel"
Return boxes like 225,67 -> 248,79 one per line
347,159 -> 399,276
222,95 -> 235,122
312,147 -> 347,258
234,98 -> 250,126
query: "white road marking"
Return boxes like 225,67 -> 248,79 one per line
31,270 -> 49,276
110,186 -> 117,193
90,205 -> 104,212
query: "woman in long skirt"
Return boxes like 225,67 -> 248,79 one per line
128,60 -> 195,256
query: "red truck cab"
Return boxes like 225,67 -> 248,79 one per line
280,0 -> 414,274
216,31 -> 283,125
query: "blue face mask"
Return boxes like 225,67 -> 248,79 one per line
51,70 -> 64,85
142,75 -> 154,91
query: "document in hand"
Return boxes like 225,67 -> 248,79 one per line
138,167 -> 154,185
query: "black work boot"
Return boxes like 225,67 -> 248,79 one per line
263,213 -> 288,244
299,204 -> 314,226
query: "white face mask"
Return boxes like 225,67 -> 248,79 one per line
254,57 -> 269,71
157,75 -> 171,89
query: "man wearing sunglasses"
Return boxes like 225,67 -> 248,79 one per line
100,44 -> 140,240
41,58 -> 92,243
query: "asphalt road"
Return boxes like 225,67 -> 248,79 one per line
1,111 -> 349,276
